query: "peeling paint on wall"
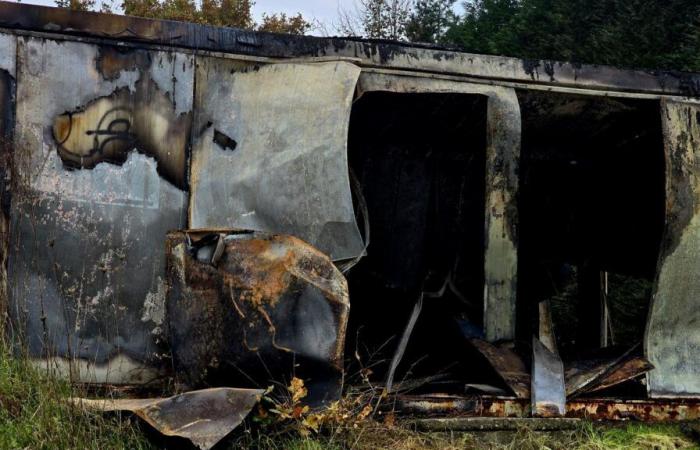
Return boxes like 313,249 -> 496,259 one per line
9,37 -> 192,384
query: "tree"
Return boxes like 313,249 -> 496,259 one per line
54,0 -> 95,11
443,0 -> 700,72
444,0 -> 519,55
405,0 -> 456,44
199,0 -> 254,29
56,0 -> 310,35
258,13 -> 312,35
337,0 -> 413,40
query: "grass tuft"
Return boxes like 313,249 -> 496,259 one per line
0,342 -> 152,450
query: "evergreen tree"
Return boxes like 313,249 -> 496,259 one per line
444,0 -> 700,71
444,0 -> 519,55
405,0 -> 457,44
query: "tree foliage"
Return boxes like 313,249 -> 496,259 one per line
444,0 -> 700,71
57,0 -> 311,35
258,13 -> 312,35
54,0 -> 96,11
405,0 -> 456,44
337,0 -> 412,40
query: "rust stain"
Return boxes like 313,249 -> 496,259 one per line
166,230 -> 350,399
396,395 -> 700,422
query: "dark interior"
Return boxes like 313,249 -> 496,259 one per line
516,91 -> 665,363
345,92 -> 489,387
343,89 -> 665,397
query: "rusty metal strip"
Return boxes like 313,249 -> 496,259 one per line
395,394 -> 700,421
646,99 -> 700,398
73,388 -> 264,449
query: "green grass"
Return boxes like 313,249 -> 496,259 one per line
0,343 -> 152,450
231,421 -> 700,450
0,341 -> 697,450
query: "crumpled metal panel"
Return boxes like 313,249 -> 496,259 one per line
646,99 -> 700,397
9,37 -> 192,384
469,338 -> 530,399
166,230 -> 349,405
74,387 -> 263,449
190,60 -> 363,261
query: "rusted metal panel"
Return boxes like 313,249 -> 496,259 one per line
189,59 -> 363,261
9,37 -> 192,383
166,230 -> 349,405
1,2 -> 700,97
395,395 -> 700,421
565,346 -> 649,397
470,338 -> 530,399
357,73 -> 520,342
646,99 -> 700,398
585,357 -> 654,394
73,388 -> 263,449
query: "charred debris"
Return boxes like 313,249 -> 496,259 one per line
2,1 -> 700,447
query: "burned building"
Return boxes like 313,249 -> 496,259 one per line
1,0 -> 700,433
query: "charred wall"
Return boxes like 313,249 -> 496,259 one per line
0,21 -> 699,401
8,37 -> 193,383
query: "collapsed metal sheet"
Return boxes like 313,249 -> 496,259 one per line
166,230 -> 350,406
190,60 -> 363,261
469,338 -> 530,399
646,99 -> 700,398
9,37 -> 192,383
74,388 -> 263,449
584,356 -> 653,394
531,337 -> 565,417
357,73 -> 520,342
